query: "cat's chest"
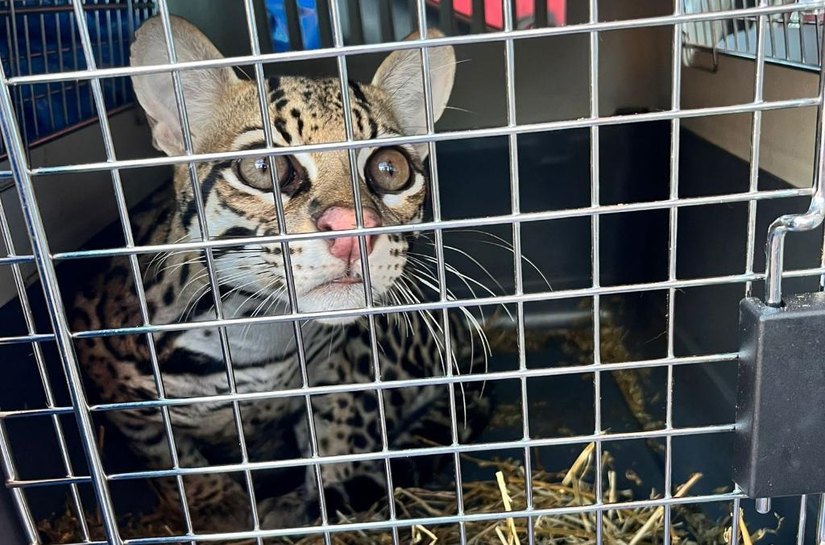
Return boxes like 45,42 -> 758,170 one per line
147,276 -> 349,402
174,293 -> 298,363
173,320 -> 296,369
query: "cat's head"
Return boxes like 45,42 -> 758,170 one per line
130,16 -> 455,323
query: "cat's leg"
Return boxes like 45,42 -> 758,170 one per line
110,410 -> 253,533
292,311 -> 490,520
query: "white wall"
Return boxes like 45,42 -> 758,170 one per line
682,53 -> 819,189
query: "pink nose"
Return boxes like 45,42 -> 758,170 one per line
315,206 -> 382,263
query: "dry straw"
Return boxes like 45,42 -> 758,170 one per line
38,442 -> 779,545
40,308 -> 781,544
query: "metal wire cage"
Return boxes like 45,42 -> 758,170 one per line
0,0 -> 156,158
683,0 -> 824,70
0,0 -> 825,544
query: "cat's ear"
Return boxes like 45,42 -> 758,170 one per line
130,15 -> 238,155
371,29 -> 455,158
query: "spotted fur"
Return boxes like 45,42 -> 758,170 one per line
72,15 -> 488,532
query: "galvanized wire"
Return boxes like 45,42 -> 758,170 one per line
683,0 -> 825,71
0,1 -> 824,543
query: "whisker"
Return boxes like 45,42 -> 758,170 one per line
240,281 -> 284,338
177,266 -> 262,321
396,276 -> 448,377
387,286 -> 413,337
406,253 -> 511,321
144,233 -> 196,279
401,256 -> 492,414
417,235 -> 510,298
404,268 -> 488,365
450,228 -> 553,290
152,255 -> 206,279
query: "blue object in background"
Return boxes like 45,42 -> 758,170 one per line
265,0 -> 321,52
0,1 -> 153,145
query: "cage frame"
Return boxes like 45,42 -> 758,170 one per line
0,1 -> 825,544
0,0 -> 156,167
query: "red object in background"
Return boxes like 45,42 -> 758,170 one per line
428,0 -> 566,29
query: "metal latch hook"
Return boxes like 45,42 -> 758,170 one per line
764,21 -> 825,308
740,20 -> 825,516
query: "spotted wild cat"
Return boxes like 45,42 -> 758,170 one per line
71,15 -> 489,532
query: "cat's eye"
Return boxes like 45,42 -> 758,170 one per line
365,147 -> 412,194
234,155 -> 299,194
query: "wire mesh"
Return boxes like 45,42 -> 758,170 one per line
683,0 -> 825,70
0,1 -> 824,544
0,0 -> 156,160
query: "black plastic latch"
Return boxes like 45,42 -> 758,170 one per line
732,292 -> 825,498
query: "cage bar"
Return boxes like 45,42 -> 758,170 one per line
66,2 -> 198,542
0,352 -> 743,426
587,0 -> 605,540
7,3 -> 815,89
240,4 -> 327,544
683,0 -> 825,71
500,0 -> 535,543
412,1 -> 468,544
664,0 -> 685,543
329,2 -> 405,544
153,2 -> 269,535
17,95 -> 819,180
0,52 -> 122,545
0,0 -> 154,157
0,191 -> 91,542
1,0 -> 825,543
744,0 -> 769,297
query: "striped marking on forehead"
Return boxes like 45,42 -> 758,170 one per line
265,75 -> 401,143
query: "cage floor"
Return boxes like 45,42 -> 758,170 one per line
1,121 -> 822,543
